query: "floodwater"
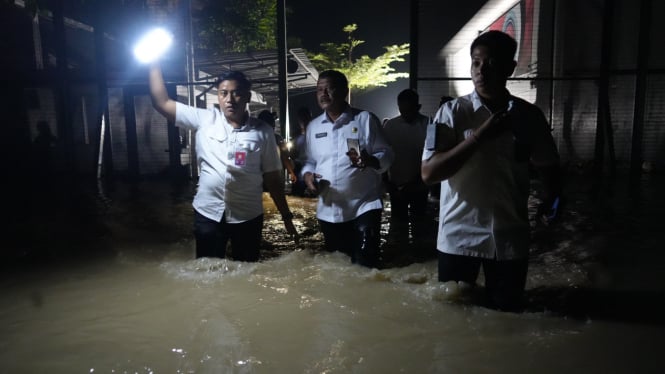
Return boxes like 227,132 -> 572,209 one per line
2,173 -> 664,373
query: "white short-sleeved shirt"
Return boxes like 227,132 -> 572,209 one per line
302,107 -> 394,223
383,113 -> 429,186
175,102 -> 281,223
422,91 -> 559,260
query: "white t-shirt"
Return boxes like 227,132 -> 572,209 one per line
422,91 -> 559,260
176,102 -> 281,223
383,113 -> 429,186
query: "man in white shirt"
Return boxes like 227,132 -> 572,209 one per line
149,64 -> 297,261
302,70 -> 394,268
421,30 -> 562,312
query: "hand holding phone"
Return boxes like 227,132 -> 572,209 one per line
346,138 -> 361,166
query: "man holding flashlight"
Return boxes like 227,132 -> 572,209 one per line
302,70 -> 393,268
148,64 -> 298,261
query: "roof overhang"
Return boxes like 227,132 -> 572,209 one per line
192,48 -> 318,108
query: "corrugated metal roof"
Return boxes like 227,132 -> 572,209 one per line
192,48 -> 318,107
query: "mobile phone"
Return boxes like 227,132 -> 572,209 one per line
346,138 -> 360,154
426,123 -> 457,151
425,123 -> 437,150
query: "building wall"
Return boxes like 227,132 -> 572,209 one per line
416,0 -> 665,172
23,84 -> 99,175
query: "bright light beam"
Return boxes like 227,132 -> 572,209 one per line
133,28 -> 173,64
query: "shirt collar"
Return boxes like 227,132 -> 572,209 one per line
323,106 -> 353,128
470,90 -> 485,112
471,90 -> 514,113
225,111 -> 254,132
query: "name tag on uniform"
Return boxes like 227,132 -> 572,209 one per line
315,132 -> 328,138
235,151 -> 247,166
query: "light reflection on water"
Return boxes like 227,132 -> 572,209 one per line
2,174 -> 664,372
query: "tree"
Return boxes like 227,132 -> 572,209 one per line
307,24 -> 409,102
194,0 -> 277,54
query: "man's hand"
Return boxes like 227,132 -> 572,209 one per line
346,148 -> 361,167
475,110 -> 512,141
303,172 -> 322,194
347,149 -> 379,169
288,170 -> 297,183
282,216 -> 300,244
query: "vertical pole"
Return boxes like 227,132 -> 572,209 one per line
594,0 -> 615,176
53,0 -> 74,174
185,0 -> 196,178
96,115 -> 106,179
32,13 -> 44,70
409,0 -> 419,90
630,0 -> 651,178
277,0 -> 289,187
94,2 -> 112,178
277,0 -> 288,139
548,0 -> 557,128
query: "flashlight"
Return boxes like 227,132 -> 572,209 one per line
133,28 -> 173,64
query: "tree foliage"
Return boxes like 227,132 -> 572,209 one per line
308,24 -> 409,91
20,0 -> 278,55
194,0 -> 277,54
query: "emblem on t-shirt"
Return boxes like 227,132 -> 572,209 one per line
235,151 -> 247,166
315,132 -> 327,138
352,127 -> 358,133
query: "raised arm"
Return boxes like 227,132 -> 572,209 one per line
421,110 -> 509,184
421,131 -> 480,184
149,63 -> 177,123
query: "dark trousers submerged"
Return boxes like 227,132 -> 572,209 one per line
387,182 -> 429,221
438,252 -> 528,312
194,211 -> 263,261
319,209 -> 382,268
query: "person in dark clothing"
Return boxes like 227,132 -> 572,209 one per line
290,106 -> 313,197
258,109 -> 297,184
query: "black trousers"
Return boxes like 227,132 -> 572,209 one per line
193,211 -> 263,262
387,182 -> 429,221
319,209 -> 382,268
438,251 -> 528,312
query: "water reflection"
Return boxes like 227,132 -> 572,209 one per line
1,174 -> 664,372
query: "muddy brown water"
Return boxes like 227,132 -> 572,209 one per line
2,174 -> 664,373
